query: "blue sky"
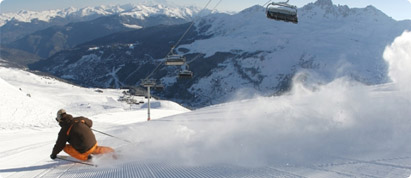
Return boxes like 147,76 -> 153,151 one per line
1,0 -> 411,20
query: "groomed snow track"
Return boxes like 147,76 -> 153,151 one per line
40,161 -> 302,178
31,157 -> 411,178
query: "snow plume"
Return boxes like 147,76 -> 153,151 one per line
111,32 -> 411,167
384,31 -> 411,91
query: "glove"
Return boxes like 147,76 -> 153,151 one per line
50,154 -> 57,160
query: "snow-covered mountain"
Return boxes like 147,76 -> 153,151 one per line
0,4 -> 202,27
29,0 -> 411,108
0,6 -> 118,44
1,30 -> 411,177
6,13 -> 191,58
176,0 -> 410,106
0,4 -> 208,45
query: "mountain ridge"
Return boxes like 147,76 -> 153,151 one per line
0,4 -> 208,45
23,1 -> 411,107
1,4 -> 211,61
0,3 -> 203,26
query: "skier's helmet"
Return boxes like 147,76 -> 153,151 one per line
56,109 -> 66,122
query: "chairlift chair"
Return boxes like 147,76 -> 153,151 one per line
141,79 -> 156,87
266,0 -> 298,24
178,64 -> 193,79
165,54 -> 186,66
154,84 -> 164,90
179,70 -> 193,78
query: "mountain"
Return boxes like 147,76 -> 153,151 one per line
29,22 -> 205,87
6,14 -> 190,58
0,6 -> 121,44
2,30 -> 411,177
29,0 -> 411,108
0,3 -> 201,43
1,4 -> 207,58
0,46 -> 42,67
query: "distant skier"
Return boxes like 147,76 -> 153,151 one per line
50,109 -> 114,161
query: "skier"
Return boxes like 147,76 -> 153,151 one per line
50,109 -> 114,161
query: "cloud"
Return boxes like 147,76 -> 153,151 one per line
383,30 -> 411,91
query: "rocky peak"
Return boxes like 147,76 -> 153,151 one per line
314,0 -> 334,7
239,5 -> 265,14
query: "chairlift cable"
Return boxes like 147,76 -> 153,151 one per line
186,53 -> 203,65
211,0 -> 223,13
167,0 -> 213,56
184,0 -> 223,65
176,1 -> 222,79
144,61 -> 164,80
144,0 -> 215,81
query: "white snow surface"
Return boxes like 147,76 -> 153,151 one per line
1,31 -> 411,177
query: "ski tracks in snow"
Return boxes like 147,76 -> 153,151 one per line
2,142 -> 411,177
35,159 -> 308,178
2,129 -> 411,178
0,130 -> 56,178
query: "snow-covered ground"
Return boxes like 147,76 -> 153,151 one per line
1,31 -> 411,177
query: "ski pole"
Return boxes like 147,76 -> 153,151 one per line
56,156 -> 97,167
91,128 -> 132,143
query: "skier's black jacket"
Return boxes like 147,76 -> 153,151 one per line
51,114 -> 97,156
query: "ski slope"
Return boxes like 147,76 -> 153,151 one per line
1,31 -> 411,177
